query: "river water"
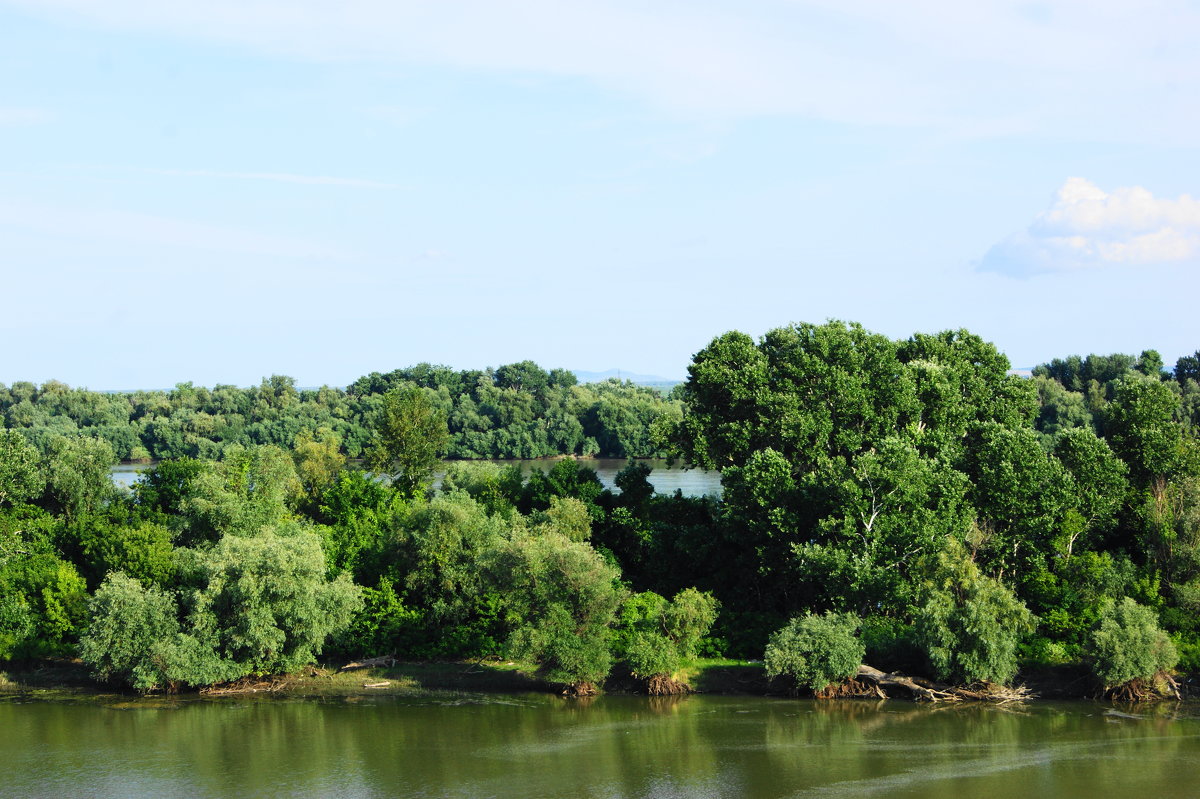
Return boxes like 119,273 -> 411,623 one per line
3,693 -> 1198,798
110,458 -> 723,497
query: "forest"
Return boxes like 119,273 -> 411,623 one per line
0,361 -> 679,462
2,322 -> 1198,699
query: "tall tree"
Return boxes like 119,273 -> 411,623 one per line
367,387 -> 450,499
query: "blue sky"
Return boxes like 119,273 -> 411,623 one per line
2,1 -> 1197,388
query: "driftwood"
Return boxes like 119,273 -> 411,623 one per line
362,681 -> 391,689
200,677 -> 290,696
855,665 -> 1034,704
339,655 -> 396,672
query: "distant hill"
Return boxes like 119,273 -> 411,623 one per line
573,369 -> 682,388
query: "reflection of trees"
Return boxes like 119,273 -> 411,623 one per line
2,697 -> 1199,797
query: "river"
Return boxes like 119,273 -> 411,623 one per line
109,458 -> 724,497
3,693 -> 1197,798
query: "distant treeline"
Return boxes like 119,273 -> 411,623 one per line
0,361 -> 681,462
3,325 -> 1199,699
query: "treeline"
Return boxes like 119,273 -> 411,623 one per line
2,323 -> 1198,699
0,360 -> 680,462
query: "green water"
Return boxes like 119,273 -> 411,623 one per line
4,693 -> 1199,798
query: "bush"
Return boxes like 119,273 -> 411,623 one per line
80,572 -> 183,691
764,612 -> 864,693
614,588 -> 719,680
1088,597 -> 1178,688
914,539 -> 1033,685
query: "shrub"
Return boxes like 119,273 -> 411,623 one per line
913,539 -> 1034,685
614,588 -> 720,681
764,612 -> 864,693
1088,597 -> 1178,688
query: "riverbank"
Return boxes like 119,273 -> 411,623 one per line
0,657 -> 770,701
5,657 -> 1185,703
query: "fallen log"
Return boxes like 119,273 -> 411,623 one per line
855,665 -> 1033,703
362,681 -> 391,689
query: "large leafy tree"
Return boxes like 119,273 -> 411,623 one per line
367,387 -> 450,499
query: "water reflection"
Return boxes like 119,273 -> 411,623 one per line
110,458 -> 723,497
3,695 -> 1199,798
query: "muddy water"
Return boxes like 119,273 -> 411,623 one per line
4,693 -> 1199,798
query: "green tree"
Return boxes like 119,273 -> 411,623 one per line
186,531 -> 363,676
79,571 -> 185,692
764,612 -> 865,693
40,435 -> 116,521
614,588 -> 719,683
292,427 -> 346,503
367,387 -> 450,499
913,539 -> 1034,685
0,553 -> 88,658
486,528 -> 625,690
0,430 -> 43,507
1087,597 -> 1178,690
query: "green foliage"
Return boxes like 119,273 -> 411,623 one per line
614,588 -> 719,678
764,612 -> 865,693
1088,597 -> 1178,688
0,430 -> 44,507
1105,376 -> 1185,483
367,387 -> 450,499
79,571 -> 184,691
913,540 -> 1034,685
176,445 -> 301,545
79,519 -> 176,590
0,553 -> 88,659
334,579 -> 424,658
39,435 -> 116,521
186,531 -> 363,676
393,492 -> 507,630
292,427 -> 346,503
487,528 -> 625,687
317,470 -> 402,581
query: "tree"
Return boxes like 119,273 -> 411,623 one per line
0,552 -> 88,658
186,531 -> 363,676
176,445 -> 301,545
367,387 -> 450,499
292,427 -> 346,503
486,529 -> 625,690
764,612 -> 865,693
913,539 -> 1034,685
1105,376 -> 1185,484
40,435 -> 116,521
79,572 -> 184,692
0,430 -> 43,507
614,588 -> 719,688
1087,597 -> 1178,691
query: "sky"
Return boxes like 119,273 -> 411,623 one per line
1,1 -> 1198,389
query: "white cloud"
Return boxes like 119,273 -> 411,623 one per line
981,178 -> 1200,275
6,0 -> 1200,140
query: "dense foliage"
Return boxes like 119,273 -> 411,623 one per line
2,330 -> 1197,697
0,363 -> 680,463
764,612 -> 865,692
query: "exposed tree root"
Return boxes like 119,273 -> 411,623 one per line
816,677 -> 886,700
1104,671 -> 1180,702
645,674 -> 691,696
853,665 -> 1034,703
564,681 -> 599,697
